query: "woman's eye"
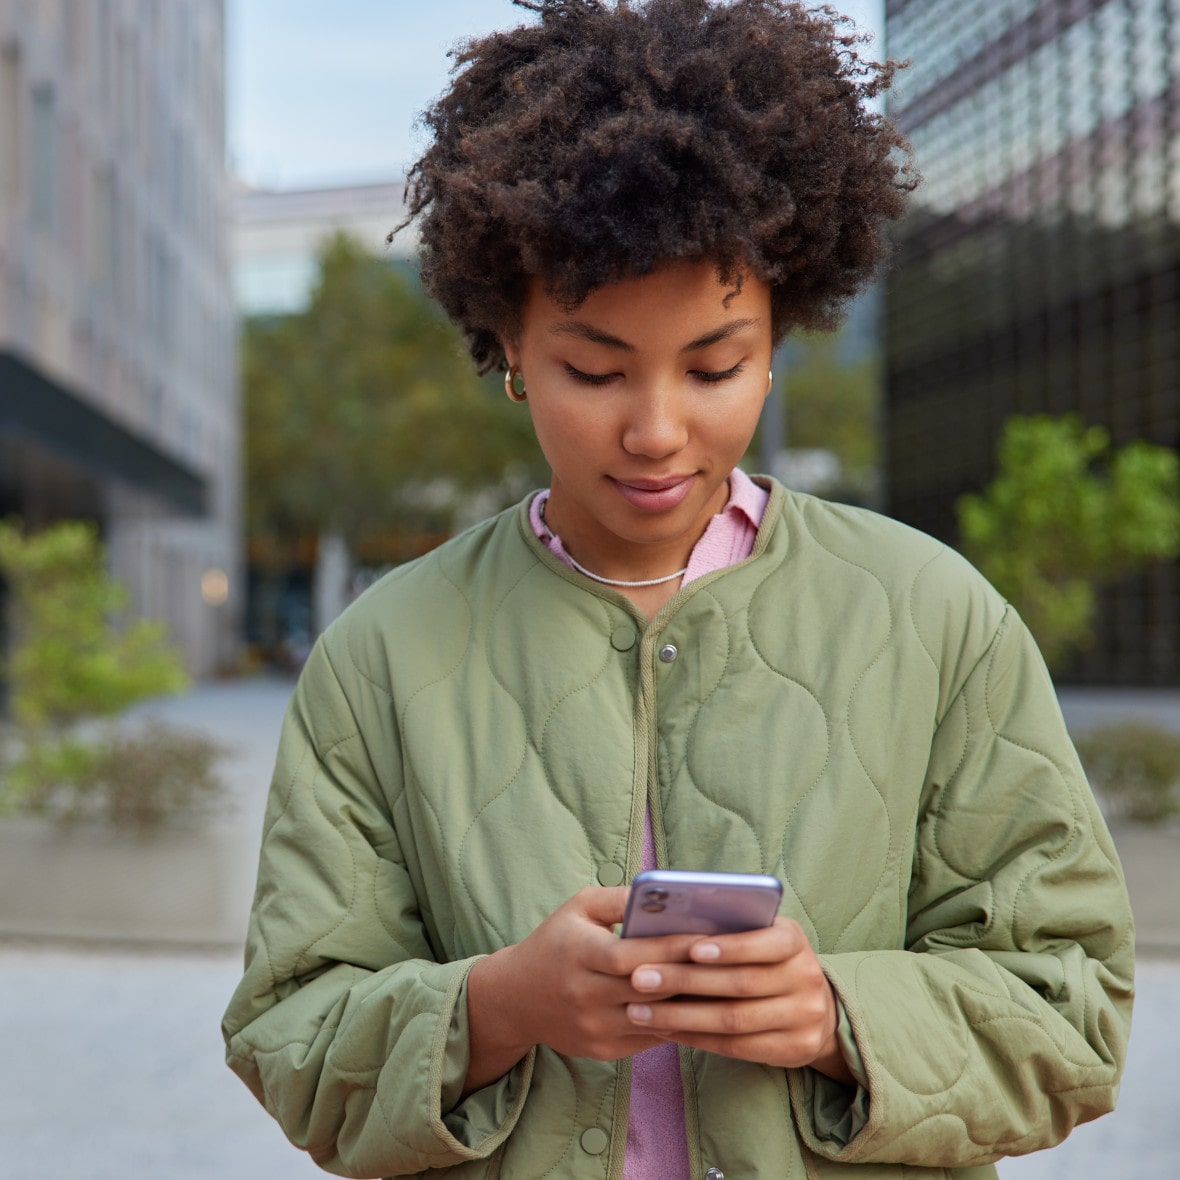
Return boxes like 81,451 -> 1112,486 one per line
563,363 -> 616,386
693,362 -> 746,384
563,362 -> 747,385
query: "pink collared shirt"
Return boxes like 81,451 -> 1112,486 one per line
528,468 -> 768,590
529,469 -> 770,1178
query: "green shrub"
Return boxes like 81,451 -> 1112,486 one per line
4,720 -> 232,831
0,519 -> 226,828
0,519 -> 188,730
957,415 -> 1180,670
1074,722 -> 1180,824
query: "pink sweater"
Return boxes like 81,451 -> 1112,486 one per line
529,470 -> 770,1178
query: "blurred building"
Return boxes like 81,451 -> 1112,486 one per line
233,180 -> 412,316
0,0 -> 238,677
884,0 -> 1180,685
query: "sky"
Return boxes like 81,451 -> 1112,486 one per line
226,0 -> 885,191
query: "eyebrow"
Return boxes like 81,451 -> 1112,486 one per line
549,321 -> 636,351
682,319 -> 760,352
548,317 -> 761,354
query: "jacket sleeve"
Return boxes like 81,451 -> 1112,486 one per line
221,634 -> 535,1178
788,606 -> 1135,1168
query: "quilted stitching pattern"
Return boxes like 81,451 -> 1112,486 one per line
223,485 -> 1133,1179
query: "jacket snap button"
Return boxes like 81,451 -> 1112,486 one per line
610,626 -> 637,652
658,643 -> 678,663
580,1127 -> 609,1155
705,1169 -> 725,1180
597,862 -> 625,887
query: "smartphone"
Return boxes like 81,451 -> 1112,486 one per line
620,869 -> 783,938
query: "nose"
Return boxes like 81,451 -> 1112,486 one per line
621,383 -> 689,459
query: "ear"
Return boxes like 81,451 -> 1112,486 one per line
501,337 -> 521,370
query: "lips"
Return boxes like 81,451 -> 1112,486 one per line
610,474 -> 697,512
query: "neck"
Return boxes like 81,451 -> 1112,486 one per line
537,494 -> 694,587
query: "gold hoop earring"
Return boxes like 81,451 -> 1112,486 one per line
768,370 -> 774,392
505,366 -> 527,402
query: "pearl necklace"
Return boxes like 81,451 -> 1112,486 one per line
538,493 -> 687,587
564,552 -> 688,588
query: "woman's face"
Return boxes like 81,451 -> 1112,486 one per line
505,258 -> 773,579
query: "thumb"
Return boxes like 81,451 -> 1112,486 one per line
574,885 -> 630,927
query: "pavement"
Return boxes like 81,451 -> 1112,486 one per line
1056,686 -> 1180,959
1055,686 -> 1180,737
0,676 -> 1176,1178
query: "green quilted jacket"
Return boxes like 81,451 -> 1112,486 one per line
222,480 -> 1133,1180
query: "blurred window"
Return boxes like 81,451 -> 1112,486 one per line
96,0 -> 111,111
64,1 -> 82,73
160,244 -> 174,348
0,45 -> 20,208
96,166 -> 117,295
29,83 -> 56,234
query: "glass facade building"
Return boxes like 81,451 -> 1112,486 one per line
0,0 -> 238,677
884,0 -> 1180,685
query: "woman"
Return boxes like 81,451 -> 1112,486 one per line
222,3 -> 1134,1177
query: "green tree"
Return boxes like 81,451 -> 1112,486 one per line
957,414 -> 1180,670
777,334 -> 879,474
758,333 -> 880,502
245,233 -> 543,564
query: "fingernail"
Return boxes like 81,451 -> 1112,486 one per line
634,968 -> 662,989
693,942 -> 721,961
628,1004 -> 652,1022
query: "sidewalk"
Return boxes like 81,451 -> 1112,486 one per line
1056,686 -> 1180,737
1056,686 -> 1180,957
0,942 -> 1169,1180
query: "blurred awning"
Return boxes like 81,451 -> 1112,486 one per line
0,351 -> 207,516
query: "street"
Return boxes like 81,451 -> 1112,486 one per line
0,944 -> 1175,1178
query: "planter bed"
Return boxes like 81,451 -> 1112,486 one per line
0,816 -> 257,949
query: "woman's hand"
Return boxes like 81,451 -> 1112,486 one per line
463,887 -> 697,1094
624,917 -> 853,1085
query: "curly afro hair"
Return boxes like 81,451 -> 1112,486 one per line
396,0 -> 915,373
